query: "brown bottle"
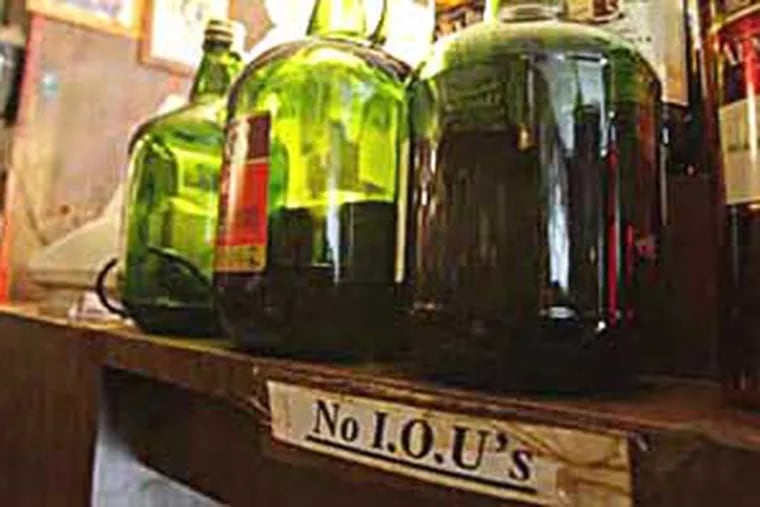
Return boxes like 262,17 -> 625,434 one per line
567,0 -> 716,378
408,0 -> 663,392
701,0 -> 760,408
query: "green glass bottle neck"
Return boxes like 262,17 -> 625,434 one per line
485,0 -> 564,22
369,0 -> 389,45
308,0 -> 367,38
190,43 -> 240,102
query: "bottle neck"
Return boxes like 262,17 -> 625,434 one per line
190,42 -> 240,102
369,0 -> 389,46
485,0 -> 564,22
308,0 -> 367,38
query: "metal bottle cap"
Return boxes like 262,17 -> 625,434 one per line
204,18 -> 236,46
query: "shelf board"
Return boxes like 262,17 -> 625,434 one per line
2,305 -> 760,506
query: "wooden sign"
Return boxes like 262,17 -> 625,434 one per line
268,381 -> 632,506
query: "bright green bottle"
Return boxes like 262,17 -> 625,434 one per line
120,19 -> 244,336
214,0 -> 411,359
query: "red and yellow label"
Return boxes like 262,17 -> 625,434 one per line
215,113 -> 271,273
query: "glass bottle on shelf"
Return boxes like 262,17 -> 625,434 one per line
119,19 -> 244,336
701,0 -> 760,408
214,0 -> 411,360
408,0 -> 663,391
564,0 -> 703,175
567,0 -> 716,378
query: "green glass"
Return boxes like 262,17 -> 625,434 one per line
408,0 -> 663,390
121,20 -> 243,336
214,0 -> 411,359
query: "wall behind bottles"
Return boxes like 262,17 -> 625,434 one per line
0,1 -> 269,302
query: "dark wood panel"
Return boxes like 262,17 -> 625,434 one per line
102,368 -> 261,506
89,315 -> 759,444
0,311 -> 100,506
660,174 -> 720,378
3,307 -> 760,505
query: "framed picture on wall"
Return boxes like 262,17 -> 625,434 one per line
26,0 -> 144,38
141,0 -> 230,75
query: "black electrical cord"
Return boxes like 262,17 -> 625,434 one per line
95,257 -> 128,318
95,247 -> 212,319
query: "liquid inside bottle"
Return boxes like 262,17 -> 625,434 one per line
566,0 -> 715,378
408,0 -> 663,391
214,0 -> 412,359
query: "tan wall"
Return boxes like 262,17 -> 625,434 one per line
2,1 -> 269,301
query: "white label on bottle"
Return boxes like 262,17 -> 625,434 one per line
720,98 -> 760,205
567,0 -> 688,105
267,381 -> 632,506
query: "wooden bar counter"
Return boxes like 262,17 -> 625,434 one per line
1,305 -> 760,506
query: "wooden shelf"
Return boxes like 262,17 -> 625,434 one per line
1,305 -> 759,506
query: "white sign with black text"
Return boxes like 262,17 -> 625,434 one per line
267,381 -> 632,506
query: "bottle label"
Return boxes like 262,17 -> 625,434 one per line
566,0 -> 689,105
215,113 -> 271,273
713,4 -> 760,205
267,381 -> 633,506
